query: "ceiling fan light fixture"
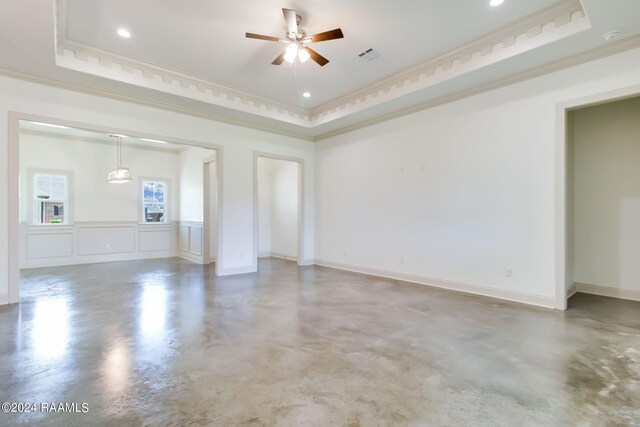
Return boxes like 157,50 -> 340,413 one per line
284,43 -> 298,63
298,47 -> 310,63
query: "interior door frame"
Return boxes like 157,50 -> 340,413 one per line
6,111 -> 225,304
252,151 -> 305,270
202,156 -> 218,266
554,84 -> 640,310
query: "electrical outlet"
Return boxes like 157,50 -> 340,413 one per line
106,243 -> 111,250
400,257 -> 405,264
505,268 -> 513,278
342,249 -> 347,256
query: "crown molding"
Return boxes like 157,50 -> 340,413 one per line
55,43 -> 312,126
310,0 -> 589,126
54,0 -> 590,131
314,34 -> 640,141
0,66 -> 315,142
4,35 -> 639,145
55,1 -> 309,127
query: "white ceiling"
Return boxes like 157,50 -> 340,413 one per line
1,0 -> 640,139
63,0 -> 563,107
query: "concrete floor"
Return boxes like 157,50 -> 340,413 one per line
0,258 -> 639,426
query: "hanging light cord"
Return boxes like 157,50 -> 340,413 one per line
117,136 -> 122,167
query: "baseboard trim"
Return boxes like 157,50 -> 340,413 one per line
258,252 -> 298,261
20,251 -> 178,269
567,284 -> 577,299
575,282 -> 640,302
270,252 -> 297,261
218,265 -> 256,276
0,294 -> 8,306
178,250 -> 204,265
314,259 -> 555,309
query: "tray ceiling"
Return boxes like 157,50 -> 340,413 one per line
1,0 -> 639,139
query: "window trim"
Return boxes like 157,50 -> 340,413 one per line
140,177 -> 169,225
27,168 -> 73,226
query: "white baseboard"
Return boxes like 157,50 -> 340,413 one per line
218,265 -> 256,276
313,259 -> 555,309
259,252 -> 297,261
178,249 -> 204,264
270,252 -> 297,261
0,294 -> 8,306
20,250 -> 178,269
575,282 -> 640,302
567,284 -> 577,299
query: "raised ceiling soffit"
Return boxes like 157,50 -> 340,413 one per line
54,0 -> 589,129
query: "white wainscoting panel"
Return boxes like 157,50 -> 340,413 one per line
178,221 -> 205,264
77,226 -> 135,256
189,227 -> 203,255
26,231 -> 73,259
179,226 -> 189,252
139,227 -> 172,252
20,222 -> 178,268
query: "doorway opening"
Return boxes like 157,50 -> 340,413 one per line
8,114 -> 223,304
254,154 -> 303,269
565,96 -> 640,304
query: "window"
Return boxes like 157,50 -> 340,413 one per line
34,173 -> 68,224
143,180 -> 167,223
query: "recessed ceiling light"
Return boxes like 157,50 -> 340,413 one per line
490,0 -> 504,6
303,92 -> 311,98
117,28 -> 131,38
603,30 -> 623,41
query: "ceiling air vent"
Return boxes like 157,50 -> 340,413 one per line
358,48 -> 380,62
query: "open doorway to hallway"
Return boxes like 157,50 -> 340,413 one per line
566,95 -> 640,304
255,155 -> 302,267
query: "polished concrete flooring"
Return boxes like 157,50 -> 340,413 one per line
0,258 -> 639,426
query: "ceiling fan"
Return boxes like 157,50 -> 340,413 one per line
246,8 -> 344,67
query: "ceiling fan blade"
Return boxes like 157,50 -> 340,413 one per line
271,50 -> 286,65
282,8 -> 298,35
305,47 -> 329,66
307,28 -> 344,43
246,32 -> 282,42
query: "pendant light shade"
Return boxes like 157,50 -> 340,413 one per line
108,135 -> 132,184
107,166 -> 132,184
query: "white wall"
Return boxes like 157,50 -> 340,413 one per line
315,47 -> 640,308
271,160 -> 299,258
178,146 -> 215,222
17,130 -> 181,268
177,146 -> 216,263
257,157 -> 298,259
570,96 -> 640,297
257,159 -> 273,255
19,131 -> 179,223
0,73 -> 316,303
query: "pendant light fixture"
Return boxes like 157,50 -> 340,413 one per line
107,134 -> 132,184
